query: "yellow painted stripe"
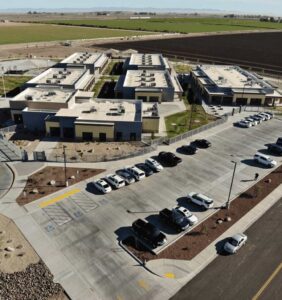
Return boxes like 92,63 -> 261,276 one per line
137,279 -> 150,291
252,262 -> 282,300
164,272 -> 176,279
39,189 -> 81,208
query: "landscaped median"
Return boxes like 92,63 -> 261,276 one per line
122,165 -> 282,262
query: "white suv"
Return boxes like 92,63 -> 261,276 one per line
105,174 -> 125,189
145,158 -> 163,172
187,192 -> 214,210
93,179 -> 112,194
254,153 -> 277,168
126,166 -> 145,181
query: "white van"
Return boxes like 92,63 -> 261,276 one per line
253,153 -> 277,168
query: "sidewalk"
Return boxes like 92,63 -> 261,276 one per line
146,184 -> 282,283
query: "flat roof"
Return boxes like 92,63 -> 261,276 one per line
129,53 -> 164,67
27,67 -> 87,86
13,87 -> 75,103
61,52 -> 107,67
123,70 -> 172,88
56,99 -> 142,122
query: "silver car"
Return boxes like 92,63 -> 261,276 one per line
224,233 -> 247,254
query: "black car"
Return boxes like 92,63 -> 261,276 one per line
181,144 -> 197,155
267,144 -> 282,155
158,151 -> 182,166
135,163 -> 154,176
159,208 -> 190,232
276,137 -> 282,147
192,139 -> 211,148
132,219 -> 167,248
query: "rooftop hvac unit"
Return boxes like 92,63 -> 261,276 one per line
46,79 -> 51,83
59,70 -> 63,74
56,80 -> 61,84
141,82 -> 146,87
151,83 -> 156,87
53,74 -> 58,79
25,95 -> 33,101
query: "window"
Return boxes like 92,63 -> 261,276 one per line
149,96 -> 159,102
137,96 -> 147,101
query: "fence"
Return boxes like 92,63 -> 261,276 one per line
46,144 -> 158,163
164,116 -> 228,145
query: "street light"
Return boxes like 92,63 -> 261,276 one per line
225,160 -> 238,210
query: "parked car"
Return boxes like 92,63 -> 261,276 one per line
174,206 -> 198,225
105,174 -> 125,189
126,166 -> 145,181
245,117 -> 258,126
258,112 -> 271,120
276,137 -> 282,147
135,163 -> 154,177
236,120 -> 252,128
145,158 -> 163,172
181,144 -> 198,154
159,208 -> 190,231
264,111 -> 274,119
192,139 -> 211,148
255,114 -> 267,121
132,219 -> 167,248
250,115 -> 262,124
158,152 -> 182,166
267,144 -> 282,155
224,233 -> 247,254
93,179 -> 112,194
187,192 -> 214,210
253,153 -> 277,168
116,169 -> 135,185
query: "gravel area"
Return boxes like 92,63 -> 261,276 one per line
123,165 -> 282,262
0,260 -> 63,300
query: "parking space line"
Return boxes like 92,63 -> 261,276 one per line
39,189 -> 81,208
164,272 -> 176,279
252,262 -> 282,300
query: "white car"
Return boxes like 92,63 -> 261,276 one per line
174,206 -> 198,225
187,192 -> 214,210
93,179 -> 112,194
126,166 -> 145,181
105,174 -> 125,189
258,112 -> 271,120
224,233 -> 247,254
254,153 -> 277,168
245,117 -> 258,126
237,120 -> 252,128
145,158 -> 163,172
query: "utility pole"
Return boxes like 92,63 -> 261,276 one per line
225,161 -> 237,210
62,145 -> 68,187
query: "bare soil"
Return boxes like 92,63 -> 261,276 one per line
16,166 -> 104,206
123,165 -> 282,262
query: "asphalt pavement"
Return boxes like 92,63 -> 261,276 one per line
171,198 -> 282,300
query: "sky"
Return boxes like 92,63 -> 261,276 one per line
1,0 -> 282,15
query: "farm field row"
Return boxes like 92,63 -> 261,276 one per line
0,23 -> 152,45
46,18 -> 282,33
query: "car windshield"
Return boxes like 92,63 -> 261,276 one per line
229,238 -> 239,246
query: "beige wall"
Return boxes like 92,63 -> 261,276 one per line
75,123 -> 114,140
27,101 -> 68,111
135,91 -> 162,103
45,121 -> 60,135
233,93 -> 266,105
142,117 -> 160,133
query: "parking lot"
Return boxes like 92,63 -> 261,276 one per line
25,115 -> 282,299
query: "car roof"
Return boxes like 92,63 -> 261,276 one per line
255,152 -> 270,159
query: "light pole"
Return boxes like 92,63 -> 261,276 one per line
62,145 -> 68,187
225,160 -> 238,210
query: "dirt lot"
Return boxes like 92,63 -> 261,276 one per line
0,214 -> 64,299
97,32 -> 282,74
123,165 -> 282,262
16,166 -> 104,206
50,141 -> 146,162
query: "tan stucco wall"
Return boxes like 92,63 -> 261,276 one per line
75,124 -> 114,140
233,93 -> 266,105
142,117 -> 160,133
45,121 -> 60,135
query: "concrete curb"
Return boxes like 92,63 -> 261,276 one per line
0,162 -> 15,199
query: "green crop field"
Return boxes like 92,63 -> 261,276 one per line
0,24 -> 152,45
0,76 -> 32,96
46,18 -> 282,34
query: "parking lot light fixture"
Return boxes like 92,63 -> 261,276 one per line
225,160 -> 238,210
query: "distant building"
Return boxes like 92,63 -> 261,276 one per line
59,52 -> 108,74
191,65 -> 282,106
115,69 -> 183,102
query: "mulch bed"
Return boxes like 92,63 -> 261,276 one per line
16,167 -> 104,206
123,165 -> 282,262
